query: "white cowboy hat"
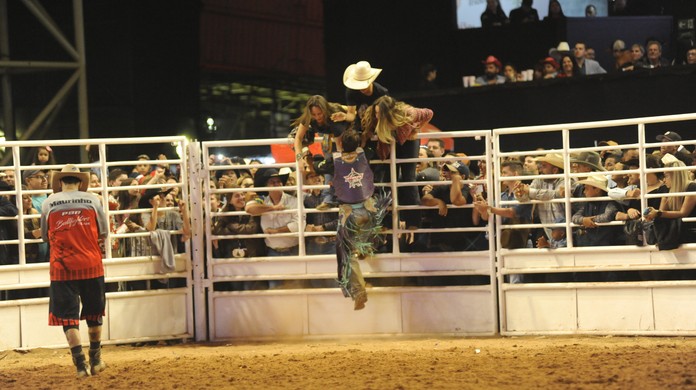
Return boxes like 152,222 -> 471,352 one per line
549,41 -> 571,56
534,153 -> 565,170
343,61 -> 382,90
51,164 -> 90,193
576,174 -> 609,192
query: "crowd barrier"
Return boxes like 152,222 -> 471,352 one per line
493,113 -> 696,335
1,113 -> 695,349
0,137 -> 194,349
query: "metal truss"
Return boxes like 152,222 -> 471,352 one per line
0,0 -> 88,163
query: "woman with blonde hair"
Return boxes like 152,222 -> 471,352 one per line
645,154 -> 696,247
362,96 -> 433,229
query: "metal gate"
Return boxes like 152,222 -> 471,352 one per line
493,113 -> 696,335
200,131 -> 498,340
0,137 -> 194,349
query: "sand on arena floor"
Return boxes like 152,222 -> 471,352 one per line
2,336 -> 696,389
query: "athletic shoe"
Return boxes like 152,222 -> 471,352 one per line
353,292 -> 368,310
89,348 -> 106,375
316,201 -> 337,211
73,353 -> 91,378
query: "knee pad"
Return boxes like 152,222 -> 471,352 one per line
63,325 -> 79,333
86,320 -> 102,328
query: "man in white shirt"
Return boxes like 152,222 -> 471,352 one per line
245,168 -> 303,256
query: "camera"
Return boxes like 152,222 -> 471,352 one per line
232,248 -> 246,258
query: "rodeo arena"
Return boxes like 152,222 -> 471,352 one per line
3,1 -> 696,389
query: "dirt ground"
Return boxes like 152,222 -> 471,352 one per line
2,336 -> 696,389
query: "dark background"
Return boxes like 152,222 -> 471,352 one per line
3,0 -> 696,161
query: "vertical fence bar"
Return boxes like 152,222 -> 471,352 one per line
188,140 -> 207,342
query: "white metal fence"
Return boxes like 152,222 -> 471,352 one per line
2,113 -> 696,349
493,113 -> 696,335
200,130 -> 498,340
0,137 -> 194,349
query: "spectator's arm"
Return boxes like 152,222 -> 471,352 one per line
422,193 -> 447,216
286,202 -> 302,233
410,108 -> 434,128
330,106 -> 355,123
244,200 -> 280,216
492,206 -> 516,219
571,206 -> 585,225
607,187 -> 629,201
593,202 -> 619,223
294,123 -> 310,157
229,217 -> 261,235
450,177 -> 467,206
661,194 -> 696,219
144,201 -> 159,232
179,200 -> 191,241
529,186 -> 561,201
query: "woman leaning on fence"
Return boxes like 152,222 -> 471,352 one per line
361,95 -> 433,230
644,153 -> 696,248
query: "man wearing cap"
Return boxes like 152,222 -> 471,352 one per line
245,168 -> 304,258
656,131 -> 693,166
24,168 -> 51,261
573,42 -> 606,75
541,57 -> 559,79
422,161 -> 483,251
475,56 -> 506,85
474,160 -> 534,269
330,60 -> 388,135
24,168 -> 49,212
40,164 -> 109,377
597,140 -> 622,160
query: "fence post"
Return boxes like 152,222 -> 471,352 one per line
187,140 -> 208,342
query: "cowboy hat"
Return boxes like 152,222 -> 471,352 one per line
571,151 -> 606,171
549,41 -> 571,57
343,61 -> 382,90
138,187 -> 173,209
51,164 -> 90,193
481,55 -> 502,69
576,174 -> 609,192
534,153 -> 565,169
253,168 -> 289,196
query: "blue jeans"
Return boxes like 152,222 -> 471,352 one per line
267,245 -> 299,288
